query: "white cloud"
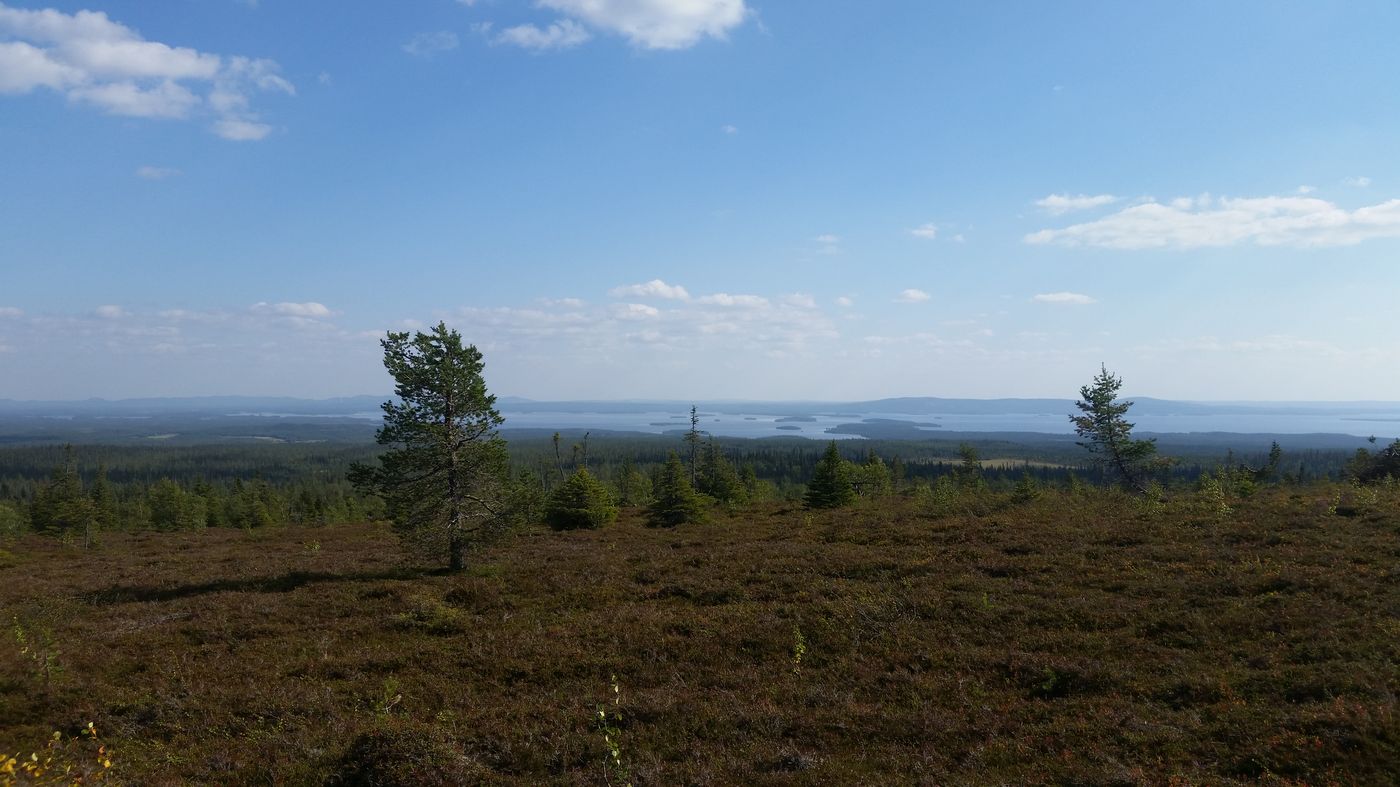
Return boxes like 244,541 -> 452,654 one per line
780,293 -> 816,309
251,301 -> 332,318
212,117 -> 270,141
909,223 -> 937,239
1032,292 -> 1097,305
536,0 -> 747,50
0,3 -> 292,139
895,289 -> 930,304
814,234 -> 841,254
541,297 -> 586,308
94,304 -> 126,319
136,165 -> 180,180
1026,193 -> 1400,249
494,20 -> 591,51
1035,193 -> 1119,215
0,306 -> 22,318
834,296 -> 853,308
1345,176 -> 1372,188
696,293 -> 768,308
721,123 -> 738,135
613,303 -> 660,320
403,30 -> 460,57
1296,185 -> 1315,195
609,279 -> 690,300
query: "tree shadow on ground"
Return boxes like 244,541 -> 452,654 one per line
84,567 -> 423,605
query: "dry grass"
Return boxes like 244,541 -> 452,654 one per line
1,485 -> 1397,784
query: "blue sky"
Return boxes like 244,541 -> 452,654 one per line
2,0 -> 1399,401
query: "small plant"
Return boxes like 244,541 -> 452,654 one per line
1198,474 -> 1231,515
370,677 -> 403,718
12,614 -> 62,695
928,475 -> 958,517
1011,472 -> 1040,503
595,674 -> 630,787
790,624 -> 808,677
1,722 -> 113,785
302,540 -> 321,554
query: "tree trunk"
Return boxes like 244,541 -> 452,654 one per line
448,532 -> 466,572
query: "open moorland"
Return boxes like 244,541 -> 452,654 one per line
2,484 -> 1397,785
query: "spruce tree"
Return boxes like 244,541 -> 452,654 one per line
698,438 -> 747,505
544,468 -> 618,530
647,451 -> 708,527
805,441 -> 856,509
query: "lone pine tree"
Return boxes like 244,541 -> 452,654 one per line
1070,365 -> 1161,494
350,322 -> 511,571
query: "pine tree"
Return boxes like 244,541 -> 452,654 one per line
647,451 -> 708,527
950,443 -> 985,492
1069,365 -> 1161,494
350,322 -> 513,571
805,441 -> 855,509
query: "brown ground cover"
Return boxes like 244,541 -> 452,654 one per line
1,485 -> 1397,784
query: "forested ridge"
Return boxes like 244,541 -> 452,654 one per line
0,433 -> 1371,538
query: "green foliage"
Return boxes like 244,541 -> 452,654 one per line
349,322 -> 512,571
544,468 -> 618,530
28,446 -> 95,538
950,443 -> 986,492
613,457 -> 651,506
646,452 -> 708,527
1197,473 -> 1232,515
148,478 -> 208,530
0,501 -> 24,539
854,450 -> 893,498
697,439 -> 748,505
1070,365 -> 1163,493
1011,471 -> 1040,503
1349,438 -> 1400,484
805,441 -> 856,509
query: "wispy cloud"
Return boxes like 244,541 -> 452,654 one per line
1027,192 -> 1400,249
252,301 -> 333,318
403,30 -> 459,57
909,223 -> 938,240
609,279 -> 690,300
533,0 -> 748,50
0,3 -> 293,140
1345,176 -> 1372,188
814,234 -> 841,255
494,20 -> 591,51
895,289 -> 930,303
1035,193 -> 1119,215
135,165 -> 180,180
1032,292 -> 1097,305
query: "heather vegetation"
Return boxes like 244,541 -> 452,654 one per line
1,339 -> 1397,783
2,477 -> 1398,783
